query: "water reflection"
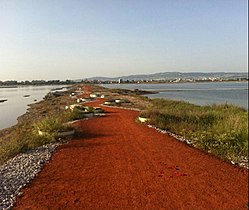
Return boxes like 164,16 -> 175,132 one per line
0,85 -> 68,130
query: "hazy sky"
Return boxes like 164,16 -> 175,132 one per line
0,0 -> 248,81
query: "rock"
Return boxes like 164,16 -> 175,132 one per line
0,143 -> 60,210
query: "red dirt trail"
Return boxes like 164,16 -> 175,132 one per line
14,92 -> 248,209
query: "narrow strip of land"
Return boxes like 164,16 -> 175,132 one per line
14,97 -> 248,209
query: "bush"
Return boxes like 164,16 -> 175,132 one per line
86,106 -> 95,113
33,117 -> 66,134
0,116 -> 71,165
66,109 -> 84,121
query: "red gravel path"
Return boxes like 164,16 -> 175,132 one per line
14,98 -> 248,209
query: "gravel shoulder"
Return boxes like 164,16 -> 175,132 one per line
0,143 -> 60,209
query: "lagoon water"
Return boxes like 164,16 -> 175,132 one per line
103,81 -> 248,109
1,82 -> 247,131
0,85 -> 67,130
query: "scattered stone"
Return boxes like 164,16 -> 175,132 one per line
0,143 -> 60,210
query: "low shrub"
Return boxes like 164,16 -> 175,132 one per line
0,116 -> 72,165
66,108 -> 83,121
141,98 -> 248,161
86,106 -> 95,113
33,117 -> 66,133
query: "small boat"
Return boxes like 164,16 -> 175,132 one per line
0,99 -> 7,103
23,95 -> 30,97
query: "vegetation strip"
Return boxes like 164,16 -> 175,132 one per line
140,98 -> 248,167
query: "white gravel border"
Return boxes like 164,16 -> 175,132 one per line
0,143 -> 60,210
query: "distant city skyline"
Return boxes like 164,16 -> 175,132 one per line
0,0 -> 248,81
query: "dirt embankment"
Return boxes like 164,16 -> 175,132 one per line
13,86 -> 248,210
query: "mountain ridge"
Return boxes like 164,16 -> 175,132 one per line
77,71 -> 248,82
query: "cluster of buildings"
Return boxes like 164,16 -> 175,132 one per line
82,77 -> 248,84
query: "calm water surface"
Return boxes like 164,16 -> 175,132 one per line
0,85 -> 68,130
103,82 -> 248,109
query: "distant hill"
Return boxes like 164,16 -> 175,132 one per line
79,72 -> 248,81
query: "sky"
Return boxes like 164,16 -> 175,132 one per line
0,0 -> 248,81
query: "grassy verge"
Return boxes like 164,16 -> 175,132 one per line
141,99 -> 248,162
0,113 -> 74,165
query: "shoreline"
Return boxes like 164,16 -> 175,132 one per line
0,85 -> 72,132
102,81 -> 248,110
0,86 -> 76,143
99,80 -> 248,85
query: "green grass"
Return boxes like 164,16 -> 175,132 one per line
141,99 -> 248,161
0,115 -> 74,165
65,106 -> 95,121
66,108 -> 84,121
